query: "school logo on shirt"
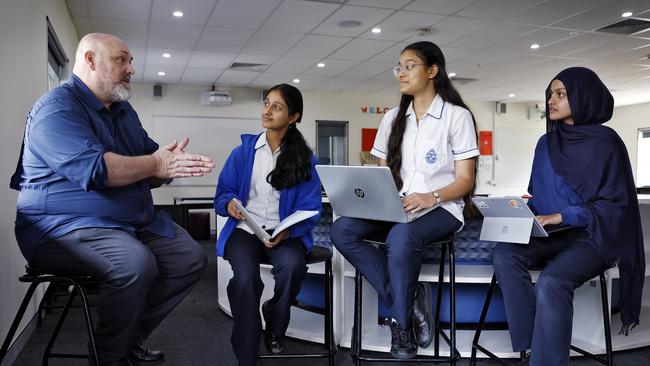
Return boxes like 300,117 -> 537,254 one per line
354,188 -> 365,198
425,149 -> 437,164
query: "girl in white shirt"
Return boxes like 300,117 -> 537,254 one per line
331,41 -> 479,359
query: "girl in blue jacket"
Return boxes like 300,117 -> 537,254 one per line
214,84 -> 322,366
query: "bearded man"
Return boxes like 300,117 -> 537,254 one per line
10,33 -> 214,366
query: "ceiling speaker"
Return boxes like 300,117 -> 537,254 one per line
153,84 -> 163,100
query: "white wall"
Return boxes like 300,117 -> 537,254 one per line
136,85 -> 627,200
0,0 -> 78,352
610,102 -> 650,183
128,83 -> 496,203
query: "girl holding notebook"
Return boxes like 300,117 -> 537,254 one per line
330,41 -> 479,359
214,84 -> 321,366
492,67 -> 644,366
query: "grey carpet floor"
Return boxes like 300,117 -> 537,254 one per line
10,240 -> 650,365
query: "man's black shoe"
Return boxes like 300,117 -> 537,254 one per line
262,301 -> 285,354
412,283 -> 434,348
389,318 -> 418,359
128,343 -> 164,364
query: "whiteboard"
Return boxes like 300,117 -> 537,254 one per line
151,115 -> 261,186
493,127 -> 545,188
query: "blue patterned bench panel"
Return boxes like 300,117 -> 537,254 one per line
301,210 -> 507,323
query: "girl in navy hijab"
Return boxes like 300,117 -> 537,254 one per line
492,67 -> 644,366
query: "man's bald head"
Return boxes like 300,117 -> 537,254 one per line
73,33 -> 135,107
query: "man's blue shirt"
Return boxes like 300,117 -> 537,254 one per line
12,74 -> 175,262
527,134 -> 590,227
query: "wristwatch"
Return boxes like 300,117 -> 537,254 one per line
432,191 -> 441,205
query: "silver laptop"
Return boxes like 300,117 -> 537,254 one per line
472,197 -> 570,244
316,165 -> 437,223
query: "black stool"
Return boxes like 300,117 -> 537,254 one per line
470,271 -> 613,365
257,245 -> 337,365
351,232 -> 459,365
0,266 -> 101,366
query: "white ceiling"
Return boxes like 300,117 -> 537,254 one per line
66,0 -> 650,105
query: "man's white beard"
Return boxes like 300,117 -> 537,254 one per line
109,83 -> 131,102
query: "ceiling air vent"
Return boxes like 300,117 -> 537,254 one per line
596,18 -> 650,36
450,77 -> 477,85
227,62 -> 268,72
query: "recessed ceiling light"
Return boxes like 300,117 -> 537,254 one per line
172,10 -> 183,17
293,78 -> 300,83
448,72 -> 456,78
162,53 -> 171,58
317,62 -> 326,68
157,71 -> 166,76
338,20 -> 362,28
621,11 -> 633,18
508,93 -> 515,98
530,43 -> 540,49
371,27 -> 381,34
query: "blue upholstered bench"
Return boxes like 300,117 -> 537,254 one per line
298,211 -> 508,325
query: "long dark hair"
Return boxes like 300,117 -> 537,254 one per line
265,83 -> 313,190
386,41 -> 479,217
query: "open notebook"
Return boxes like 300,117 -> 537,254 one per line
233,199 -> 318,242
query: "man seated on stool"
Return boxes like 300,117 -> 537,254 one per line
10,33 -> 214,366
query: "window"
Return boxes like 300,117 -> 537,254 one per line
46,16 -> 68,90
637,128 -> 650,189
316,120 -> 348,165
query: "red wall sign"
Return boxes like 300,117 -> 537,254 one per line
361,128 -> 378,152
479,130 -> 493,155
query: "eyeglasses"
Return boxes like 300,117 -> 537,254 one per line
392,63 -> 426,77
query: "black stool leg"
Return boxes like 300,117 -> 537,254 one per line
570,273 -> 615,365
352,269 -> 363,366
434,243 -> 447,357
325,258 -> 336,366
0,282 -> 40,363
36,284 -> 53,327
470,274 -> 497,364
77,283 -> 99,366
43,283 -> 78,365
599,273 -> 613,366
448,241 -> 457,364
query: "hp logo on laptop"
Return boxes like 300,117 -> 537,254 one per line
354,188 -> 365,198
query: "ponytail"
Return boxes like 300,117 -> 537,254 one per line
386,41 -> 479,218
265,84 -> 313,190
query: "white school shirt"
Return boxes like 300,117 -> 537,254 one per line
370,94 -> 479,225
236,133 -> 281,233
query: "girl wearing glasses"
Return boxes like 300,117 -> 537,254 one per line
331,41 -> 479,359
491,67 -> 644,366
215,84 -> 322,366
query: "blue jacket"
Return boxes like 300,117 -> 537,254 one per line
527,134 -> 589,227
214,133 -> 322,257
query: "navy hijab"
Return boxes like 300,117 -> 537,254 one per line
546,67 -> 644,334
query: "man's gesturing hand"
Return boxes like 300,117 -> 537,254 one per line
153,138 -> 215,179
